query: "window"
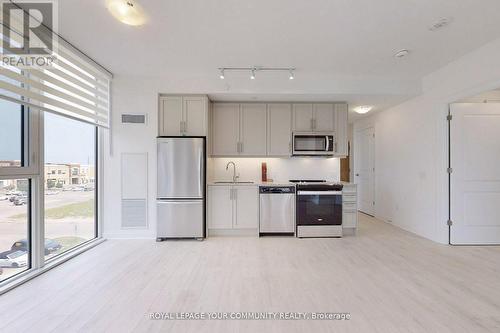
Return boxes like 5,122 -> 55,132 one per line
44,113 -> 97,260
0,179 -> 30,283
0,100 -> 24,167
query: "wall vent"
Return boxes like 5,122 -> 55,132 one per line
122,114 -> 147,124
122,199 -> 148,228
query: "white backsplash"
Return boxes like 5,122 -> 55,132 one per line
208,157 -> 340,183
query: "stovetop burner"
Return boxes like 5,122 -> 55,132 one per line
289,179 -> 327,184
290,179 -> 343,191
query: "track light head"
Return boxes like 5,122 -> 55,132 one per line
250,69 -> 256,80
219,69 -> 225,80
289,69 -> 294,80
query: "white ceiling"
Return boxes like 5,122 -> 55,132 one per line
55,0 -> 500,120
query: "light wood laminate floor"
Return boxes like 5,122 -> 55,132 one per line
1,214 -> 500,333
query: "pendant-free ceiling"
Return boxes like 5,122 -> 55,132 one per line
106,0 -> 147,26
218,67 -> 296,80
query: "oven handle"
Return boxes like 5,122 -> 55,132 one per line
298,191 -> 342,195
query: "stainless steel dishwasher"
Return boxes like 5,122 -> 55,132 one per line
259,186 -> 296,236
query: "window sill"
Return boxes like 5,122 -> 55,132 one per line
0,237 -> 106,295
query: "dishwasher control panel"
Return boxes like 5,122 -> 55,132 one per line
259,186 -> 295,194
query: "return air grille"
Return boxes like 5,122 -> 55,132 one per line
122,114 -> 146,124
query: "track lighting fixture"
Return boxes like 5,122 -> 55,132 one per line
217,67 -> 296,80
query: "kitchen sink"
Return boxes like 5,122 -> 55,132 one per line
214,181 -> 254,184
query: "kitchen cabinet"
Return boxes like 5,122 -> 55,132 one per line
207,185 -> 259,231
211,103 -> 240,156
207,185 -> 233,229
233,185 -> 259,229
292,104 -> 314,131
240,104 -> 267,156
292,103 -> 335,132
313,104 -> 335,132
335,103 -> 348,157
211,103 -> 267,156
342,184 -> 358,234
159,95 -> 208,136
267,103 -> 292,156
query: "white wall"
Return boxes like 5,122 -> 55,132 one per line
209,157 -> 340,183
353,37 -> 500,244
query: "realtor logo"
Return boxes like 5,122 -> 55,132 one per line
1,0 -> 57,67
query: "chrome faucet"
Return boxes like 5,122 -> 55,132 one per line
225,161 -> 239,182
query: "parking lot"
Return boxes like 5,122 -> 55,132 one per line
0,190 -> 95,282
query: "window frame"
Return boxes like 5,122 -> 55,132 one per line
0,106 -> 104,293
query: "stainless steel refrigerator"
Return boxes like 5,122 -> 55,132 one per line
157,137 -> 205,240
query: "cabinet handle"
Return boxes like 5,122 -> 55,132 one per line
310,119 -> 313,130
182,121 -> 187,133
240,142 -> 243,153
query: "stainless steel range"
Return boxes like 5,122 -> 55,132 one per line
290,180 -> 343,238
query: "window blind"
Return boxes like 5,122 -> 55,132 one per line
0,7 -> 112,128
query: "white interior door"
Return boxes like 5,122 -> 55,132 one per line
355,127 -> 375,215
450,103 -> 500,244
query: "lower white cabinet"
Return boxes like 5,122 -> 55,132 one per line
342,184 -> 358,233
208,185 -> 259,232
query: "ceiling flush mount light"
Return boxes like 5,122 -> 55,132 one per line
353,106 -> 373,114
106,0 -> 147,26
394,49 -> 410,59
429,17 -> 453,32
218,67 -> 296,80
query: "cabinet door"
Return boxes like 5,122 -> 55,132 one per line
160,96 -> 183,136
183,96 -> 207,136
234,186 -> 259,229
313,103 -> 335,132
212,103 -> 240,156
292,104 -> 313,132
240,103 -> 267,156
335,103 -> 348,156
267,103 -> 292,156
207,186 -> 233,229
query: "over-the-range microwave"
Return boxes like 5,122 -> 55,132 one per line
292,132 -> 335,156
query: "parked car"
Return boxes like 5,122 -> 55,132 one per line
0,250 -> 28,268
13,195 -> 27,206
11,239 -> 62,255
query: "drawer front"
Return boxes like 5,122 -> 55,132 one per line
343,194 -> 357,203
343,202 -> 357,211
342,185 -> 357,195
343,212 -> 357,228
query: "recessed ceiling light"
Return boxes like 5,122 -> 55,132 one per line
106,0 -> 146,26
394,49 -> 410,59
429,17 -> 453,32
353,106 -> 373,114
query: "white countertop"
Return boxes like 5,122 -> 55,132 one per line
208,181 -> 356,187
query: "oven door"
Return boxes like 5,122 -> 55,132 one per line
293,133 -> 334,156
296,191 -> 342,226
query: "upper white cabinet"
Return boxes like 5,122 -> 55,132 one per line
240,104 -> 267,156
211,103 -> 240,155
292,104 -> 314,131
211,103 -> 267,156
159,95 -> 208,136
334,103 -> 348,157
313,104 -> 335,132
267,103 -> 292,156
210,101 -> 348,158
292,103 -> 335,132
